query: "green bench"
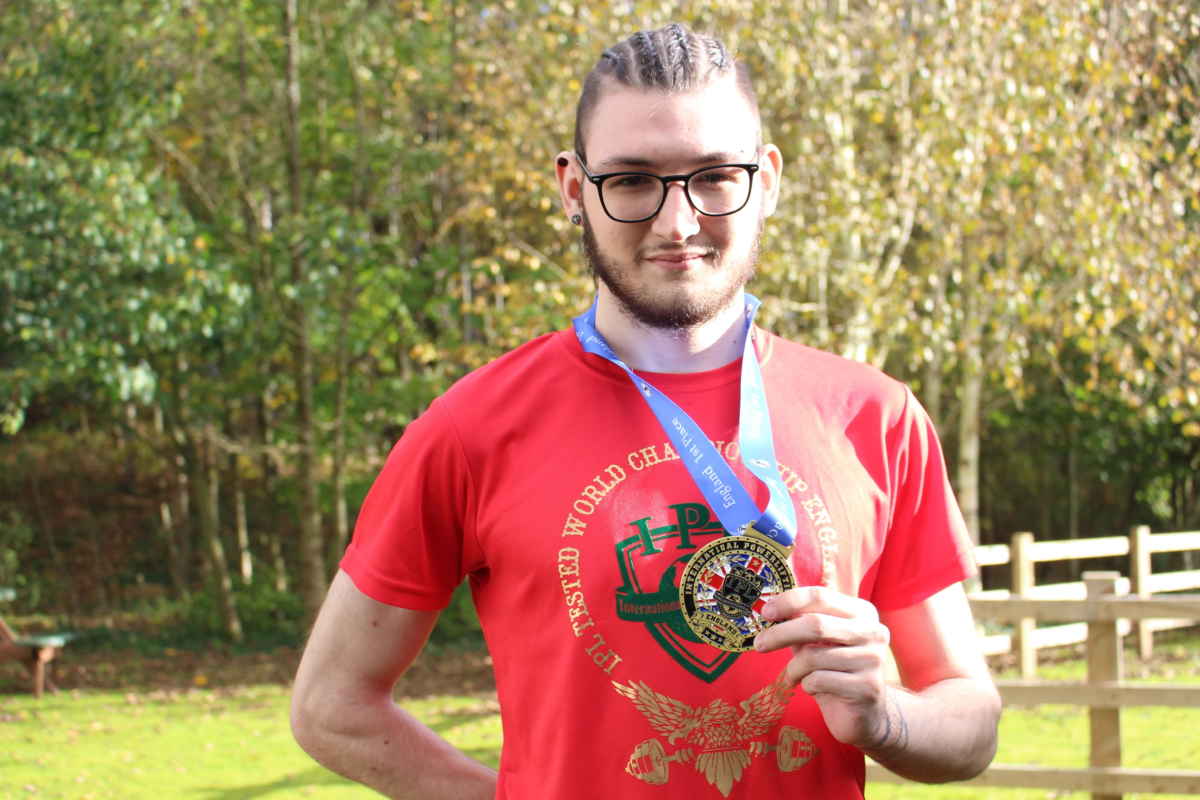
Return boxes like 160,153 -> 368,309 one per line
0,588 -> 74,699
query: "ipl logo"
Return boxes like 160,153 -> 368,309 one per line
714,564 -> 766,619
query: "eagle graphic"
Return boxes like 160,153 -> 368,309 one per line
613,672 -> 804,796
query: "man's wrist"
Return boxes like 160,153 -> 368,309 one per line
859,687 -> 911,764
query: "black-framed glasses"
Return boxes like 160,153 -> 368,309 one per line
577,153 -> 761,223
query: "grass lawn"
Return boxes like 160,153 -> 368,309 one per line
0,637 -> 1195,799
0,686 -> 502,799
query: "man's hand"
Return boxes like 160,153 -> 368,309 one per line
753,582 -> 1001,783
754,587 -> 894,750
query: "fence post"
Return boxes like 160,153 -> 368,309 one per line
1129,524 -> 1153,661
1085,571 -> 1123,800
1012,531 -> 1036,679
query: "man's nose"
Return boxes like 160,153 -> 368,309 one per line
650,181 -> 701,241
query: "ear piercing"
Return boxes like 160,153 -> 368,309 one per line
571,214 -> 581,225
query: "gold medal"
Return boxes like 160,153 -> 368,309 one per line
677,531 -> 796,652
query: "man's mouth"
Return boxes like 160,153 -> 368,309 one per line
641,250 -> 714,270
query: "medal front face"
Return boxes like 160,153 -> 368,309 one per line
678,533 -> 797,652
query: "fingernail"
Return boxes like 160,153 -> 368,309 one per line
761,601 -> 777,620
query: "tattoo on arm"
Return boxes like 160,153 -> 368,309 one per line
863,687 -> 910,764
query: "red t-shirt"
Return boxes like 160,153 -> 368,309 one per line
343,328 -> 975,800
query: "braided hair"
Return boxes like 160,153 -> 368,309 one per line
573,23 -> 760,161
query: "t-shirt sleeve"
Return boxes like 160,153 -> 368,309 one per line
868,386 -> 977,612
340,400 -> 479,610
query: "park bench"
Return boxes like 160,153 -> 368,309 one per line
0,588 -> 74,699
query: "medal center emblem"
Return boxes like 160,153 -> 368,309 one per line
678,533 -> 797,652
715,565 -> 765,618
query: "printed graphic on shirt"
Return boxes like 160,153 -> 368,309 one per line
613,501 -> 737,681
557,441 -> 845,685
615,672 -> 818,797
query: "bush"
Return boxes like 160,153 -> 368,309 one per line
187,580 -> 306,647
428,580 -> 485,648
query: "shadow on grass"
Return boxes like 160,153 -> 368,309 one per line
193,766 -> 360,799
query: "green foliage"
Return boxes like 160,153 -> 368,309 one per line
70,583 -> 306,654
428,580 -> 485,648
0,508 -> 33,590
187,581 -> 306,646
1,0 -> 1199,616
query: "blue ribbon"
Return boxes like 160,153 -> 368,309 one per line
573,294 -> 797,550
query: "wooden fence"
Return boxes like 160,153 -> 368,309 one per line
867,573 -> 1200,797
971,527 -> 1200,678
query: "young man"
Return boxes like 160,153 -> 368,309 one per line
291,24 -> 1000,800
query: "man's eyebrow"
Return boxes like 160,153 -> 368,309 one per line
591,150 -> 747,171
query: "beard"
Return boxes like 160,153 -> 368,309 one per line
581,209 -> 763,331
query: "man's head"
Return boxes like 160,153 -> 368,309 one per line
573,24 -> 761,164
556,24 -> 782,332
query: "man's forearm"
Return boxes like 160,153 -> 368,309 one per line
292,687 -> 497,800
859,677 -> 999,783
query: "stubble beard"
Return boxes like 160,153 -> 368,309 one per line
581,210 -> 764,331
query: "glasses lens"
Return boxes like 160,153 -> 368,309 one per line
598,174 -> 663,222
687,166 -> 753,215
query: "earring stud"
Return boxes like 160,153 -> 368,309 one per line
571,214 -> 581,225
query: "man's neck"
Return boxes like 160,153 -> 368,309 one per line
592,287 -> 748,374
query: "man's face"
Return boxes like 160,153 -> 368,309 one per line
558,76 -> 782,330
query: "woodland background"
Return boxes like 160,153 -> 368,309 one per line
1,0 -> 1198,643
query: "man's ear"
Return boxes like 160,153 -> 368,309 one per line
758,143 -> 783,218
555,151 -> 583,222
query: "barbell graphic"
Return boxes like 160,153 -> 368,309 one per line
625,726 -> 817,784
624,738 -> 694,785
748,725 -> 819,772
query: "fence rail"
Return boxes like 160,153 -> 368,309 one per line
969,594 -> 1200,622
869,574 -> 1200,799
866,763 -> 1200,795
971,526 -> 1200,676
993,680 -> 1200,708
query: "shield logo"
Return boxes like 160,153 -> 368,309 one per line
715,565 -> 765,619
613,502 -> 741,682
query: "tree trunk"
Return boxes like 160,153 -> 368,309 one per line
162,390 -> 242,642
154,401 -> 191,599
158,498 -> 191,603
956,265 -> 984,594
922,264 -> 949,435
223,415 -> 253,585
232,452 -> 253,584
173,452 -> 192,584
185,430 -> 243,642
258,393 -> 289,592
284,0 -> 327,623
327,27 -> 366,577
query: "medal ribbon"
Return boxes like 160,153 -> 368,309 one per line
573,294 -> 797,550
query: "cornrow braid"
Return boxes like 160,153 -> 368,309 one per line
632,30 -> 661,87
572,23 -> 761,161
671,22 -> 696,85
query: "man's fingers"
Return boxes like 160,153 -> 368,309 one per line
761,586 -> 879,624
783,641 -> 888,683
794,666 -> 887,704
754,610 -> 888,653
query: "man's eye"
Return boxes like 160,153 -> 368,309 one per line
611,175 -> 654,188
697,170 -> 738,184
